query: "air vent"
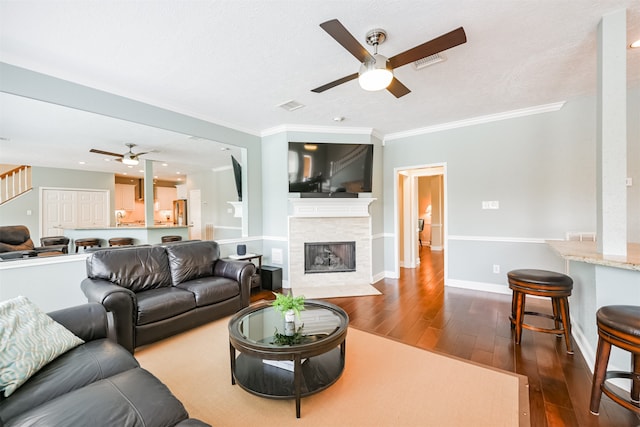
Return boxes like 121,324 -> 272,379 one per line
413,53 -> 446,70
277,100 -> 305,112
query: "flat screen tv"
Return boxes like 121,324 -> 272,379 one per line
288,142 -> 373,195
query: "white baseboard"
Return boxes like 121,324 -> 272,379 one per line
371,271 -> 386,283
445,279 -> 511,295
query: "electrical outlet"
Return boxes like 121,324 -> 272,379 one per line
493,264 -> 500,274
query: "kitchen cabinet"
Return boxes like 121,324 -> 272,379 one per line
115,184 -> 135,211
155,186 -> 177,211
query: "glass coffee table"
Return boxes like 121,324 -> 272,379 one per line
228,300 -> 348,418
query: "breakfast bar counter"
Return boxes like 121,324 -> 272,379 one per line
546,240 -> 640,271
546,240 -> 640,378
64,226 -> 189,250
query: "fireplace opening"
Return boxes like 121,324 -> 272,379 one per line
304,241 -> 356,274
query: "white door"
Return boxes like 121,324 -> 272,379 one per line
77,191 -> 108,227
43,189 -> 109,236
43,190 -> 77,236
189,189 -> 202,240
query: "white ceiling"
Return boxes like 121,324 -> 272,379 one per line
1,1 -> 639,177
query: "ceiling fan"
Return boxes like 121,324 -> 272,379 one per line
90,143 -> 152,166
311,19 -> 467,98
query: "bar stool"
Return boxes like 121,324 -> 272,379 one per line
108,237 -> 134,247
589,305 -> 640,415
74,238 -> 101,253
40,236 -> 70,253
508,269 -> 574,354
161,235 -> 182,243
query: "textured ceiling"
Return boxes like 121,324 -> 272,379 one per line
0,1 -> 639,177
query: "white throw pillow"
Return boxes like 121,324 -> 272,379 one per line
0,296 -> 84,397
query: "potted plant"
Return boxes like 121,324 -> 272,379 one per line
272,292 -> 305,322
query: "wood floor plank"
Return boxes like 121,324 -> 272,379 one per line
251,247 -> 640,426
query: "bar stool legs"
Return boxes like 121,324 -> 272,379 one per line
508,269 -> 574,354
589,305 -> 640,416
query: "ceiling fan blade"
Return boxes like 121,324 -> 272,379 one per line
90,148 -> 124,158
387,78 -> 411,98
311,73 -> 359,93
388,27 -> 467,69
320,19 -> 374,63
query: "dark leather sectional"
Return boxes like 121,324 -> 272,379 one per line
81,240 -> 256,353
0,303 -> 209,426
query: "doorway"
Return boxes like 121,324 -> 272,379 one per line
395,164 -> 446,278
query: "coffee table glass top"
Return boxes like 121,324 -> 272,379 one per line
229,300 -> 348,350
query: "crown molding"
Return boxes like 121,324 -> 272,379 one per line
260,123 -> 381,140
383,101 -> 566,143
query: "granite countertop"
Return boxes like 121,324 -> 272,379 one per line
547,240 -> 640,271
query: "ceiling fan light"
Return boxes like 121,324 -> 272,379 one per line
122,156 -> 139,166
358,54 -> 393,91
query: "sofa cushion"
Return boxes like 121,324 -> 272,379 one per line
177,276 -> 240,306
165,241 -> 220,285
136,287 -> 196,325
0,297 -> 84,397
3,368 -> 189,427
86,246 -> 172,292
0,339 -> 138,422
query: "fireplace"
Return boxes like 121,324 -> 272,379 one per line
305,241 -> 356,274
288,198 -> 374,288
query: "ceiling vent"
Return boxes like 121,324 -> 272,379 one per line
277,100 -> 305,112
413,53 -> 447,70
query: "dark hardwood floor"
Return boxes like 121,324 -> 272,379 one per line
252,247 -> 640,426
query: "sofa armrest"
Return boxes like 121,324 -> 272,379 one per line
47,303 -> 108,342
81,278 -> 137,353
213,259 -> 256,307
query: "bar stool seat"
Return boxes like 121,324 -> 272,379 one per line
589,305 -> 640,415
161,235 -> 182,243
40,236 -> 70,253
508,269 -> 574,354
74,238 -> 101,253
109,237 -> 134,247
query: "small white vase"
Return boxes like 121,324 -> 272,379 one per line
285,309 -> 296,323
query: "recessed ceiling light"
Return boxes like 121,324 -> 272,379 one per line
333,116 -> 344,122
220,147 -> 230,151
78,161 -> 86,165
104,158 -> 110,162
138,169 -> 144,173
123,172 -> 128,175
162,163 -> 168,166
631,39 -> 640,48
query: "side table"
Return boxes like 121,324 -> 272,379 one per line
228,253 -> 262,289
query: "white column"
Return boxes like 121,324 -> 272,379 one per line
144,159 -> 155,227
596,9 -> 627,256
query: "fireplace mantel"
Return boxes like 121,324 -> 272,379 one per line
288,198 -> 375,218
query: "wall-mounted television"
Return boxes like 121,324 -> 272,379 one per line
288,142 -> 373,195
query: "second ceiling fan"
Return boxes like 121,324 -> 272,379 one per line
90,143 -> 152,166
311,19 -> 467,98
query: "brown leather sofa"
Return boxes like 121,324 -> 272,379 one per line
81,240 -> 255,353
0,303 -> 209,426
0,225 -> 68,260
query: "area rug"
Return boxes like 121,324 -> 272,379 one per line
136,317 -> 530,427
290,284 -> 382,299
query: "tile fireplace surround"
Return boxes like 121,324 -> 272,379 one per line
288,198 -> 374,289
